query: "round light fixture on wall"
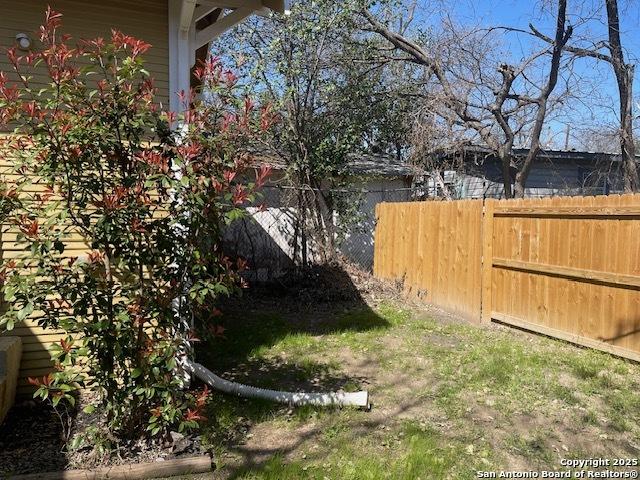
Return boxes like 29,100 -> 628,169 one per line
15,33 -> 32,51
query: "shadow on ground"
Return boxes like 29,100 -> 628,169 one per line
221,398 -> 426,480
192,263 -> 393,476
0,402 -> 68,475
195,263 -> 390,377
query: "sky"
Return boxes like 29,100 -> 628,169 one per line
435,0 -> 640,149
446,0 -> 640,56
223,0 -> 640,151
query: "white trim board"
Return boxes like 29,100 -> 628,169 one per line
168,0 -> 277,113
195,7 -> 253,48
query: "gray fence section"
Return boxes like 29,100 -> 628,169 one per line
223,183 -> 414,279
338,185 -> 414,270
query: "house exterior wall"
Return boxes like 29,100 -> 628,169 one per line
0,0 -> 170,397
425,157 -> 623,200
0,0 -> 170,107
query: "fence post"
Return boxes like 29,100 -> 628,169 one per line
481,199 -> 495,324
373,203 -> 381,277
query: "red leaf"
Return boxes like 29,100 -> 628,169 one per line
27,377 -> 41,386
18,217 -> 39,238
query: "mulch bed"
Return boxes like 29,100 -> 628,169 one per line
0,400 -> 68,475
0,396 -> 209,476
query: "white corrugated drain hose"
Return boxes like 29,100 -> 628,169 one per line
185,360 -> 371,409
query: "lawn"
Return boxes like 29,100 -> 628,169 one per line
184,283 -> 640,479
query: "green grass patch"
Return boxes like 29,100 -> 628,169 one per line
199,304 -> 402,369
504,430 -> 555,466
603,389 -> 640,432
581,409 -> 599,426
431,336 -> 555,416
234,420 -> 491,480
195,299 -> 640,478
570,354 -> 604,380
551,383 -> 580,406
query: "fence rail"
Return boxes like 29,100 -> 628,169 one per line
373,194 -> 640,361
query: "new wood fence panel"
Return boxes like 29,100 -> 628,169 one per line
490,194 -> 640,361
374,200 -> 483,322
374,194 -> 640,361
428,203 -> 442,305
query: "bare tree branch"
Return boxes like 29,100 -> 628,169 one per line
362,0 -> 573,198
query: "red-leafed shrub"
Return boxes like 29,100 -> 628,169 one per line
0,8 -> 272,445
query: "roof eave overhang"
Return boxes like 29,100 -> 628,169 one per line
170,0 -> 286,113
181,0 -> 285,46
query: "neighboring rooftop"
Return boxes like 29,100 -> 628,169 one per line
254,152 -> 421,177
344,153 -> 419,177
439,145 -> 638,163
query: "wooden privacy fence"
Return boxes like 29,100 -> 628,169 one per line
374,200 -> 483,322
374,194 -> 640,361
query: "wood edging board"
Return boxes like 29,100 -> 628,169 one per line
5,455 -> 213,480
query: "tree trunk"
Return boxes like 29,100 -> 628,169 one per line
500,152 -> 514,199
514,174 -> 526,198
312,179 -> 337,261
296,171 -> 309,269
514,0 -> 570,198
502,157 -> 513,198
605,0 -> 639,192
617,65 -> 638,191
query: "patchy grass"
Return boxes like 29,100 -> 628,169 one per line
504,430 -> 555,466
192,299 -> 640,479
230,420 -> 488,480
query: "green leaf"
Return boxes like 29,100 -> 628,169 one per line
54,240 -> 65,253
4,285 -> 16,302
17,303 -> 34,321
167,358 -> 176,370
70,435 -> 85,450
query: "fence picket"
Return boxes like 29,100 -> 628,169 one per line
374,194 -> 640,360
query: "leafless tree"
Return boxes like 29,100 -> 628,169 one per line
528,0 -> 639,191
362,0 -> 573,198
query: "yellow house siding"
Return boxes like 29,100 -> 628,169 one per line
0,0 -> 170,396
0,0 -> 170,107
0,132 -> 89,396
